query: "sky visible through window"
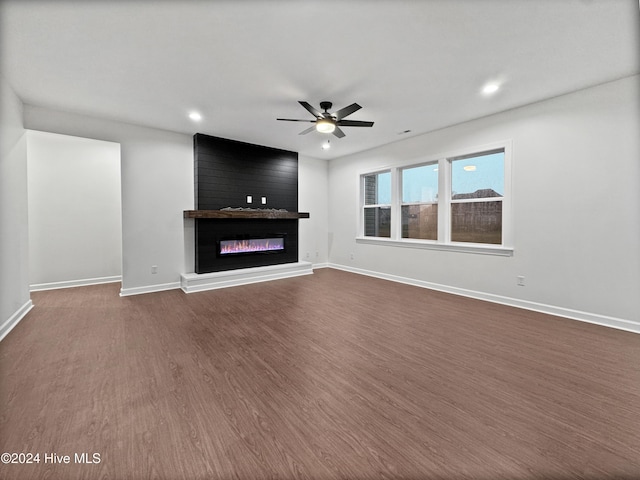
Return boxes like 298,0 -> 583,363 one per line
375,171 -> 392,204
452,152 -> 504,197
403,164 -> 438,203
376,151 -> 504,202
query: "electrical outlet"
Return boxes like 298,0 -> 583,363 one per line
261,196 -> 267,205
517,275 -> 525,286
151,265 -> 158,274
350,253 -> 354,260
246,195 -> 252,204
305,252 -> 310,259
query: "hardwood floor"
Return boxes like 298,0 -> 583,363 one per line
1,268 -> 639,479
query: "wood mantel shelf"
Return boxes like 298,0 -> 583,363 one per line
184,210 -> 310,219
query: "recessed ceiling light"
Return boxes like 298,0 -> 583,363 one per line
482,83 -> 500,96
189,111 -> 202,121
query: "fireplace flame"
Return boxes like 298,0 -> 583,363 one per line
220,238 -> 284,255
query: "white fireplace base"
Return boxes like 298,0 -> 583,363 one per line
180,261 -> 313,293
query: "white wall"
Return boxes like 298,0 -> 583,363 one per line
0,76 -> 31,340
26,131 -> 122,288
21,107 -> 331,292
328,76 -> 640,331
23,106 -> 194,295
299,154 -> 329,267
17,77 -> 639,332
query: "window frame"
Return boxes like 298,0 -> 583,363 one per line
357,141 -> 513,256
400,161 -> 439,241
449,148 -> 505,245
361,169 -> 393,239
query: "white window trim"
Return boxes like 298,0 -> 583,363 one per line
357,141 -> 513,257
355,236 -> 514,256
399,161 -> 439,241
361,168 -> 393,238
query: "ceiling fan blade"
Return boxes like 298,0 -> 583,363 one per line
334,103 -> 361,120
299,101 -> 323,119
337,119 -> 374,127
299,126 -> 316,135
332,126 -> 346,138
277,118 -> 315,122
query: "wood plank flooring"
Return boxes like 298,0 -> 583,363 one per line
1,268 -> 639,479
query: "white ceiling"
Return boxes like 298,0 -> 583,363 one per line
1,0 -> 638,160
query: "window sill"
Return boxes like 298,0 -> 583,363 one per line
355,237 -> 514,256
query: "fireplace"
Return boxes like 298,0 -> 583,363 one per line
192,133 -> 301,274
195,219 -> 298,273
218,234 -> 286,256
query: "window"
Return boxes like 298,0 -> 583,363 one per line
359,144 -> 511,254
450,151 -> 504,244
363,171 -> 391,238
401,163 -> 438,240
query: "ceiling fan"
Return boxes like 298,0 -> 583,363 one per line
277,101 -> 374,138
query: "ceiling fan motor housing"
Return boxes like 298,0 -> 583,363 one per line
319,101 -> 333,113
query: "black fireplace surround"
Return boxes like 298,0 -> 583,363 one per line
193,133 -> 300,274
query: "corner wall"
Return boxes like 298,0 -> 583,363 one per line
299,154 -> 329,267
0,76 -> 31,340
26,130 -> 122,289
23,106 -> 194,296
327,76 -> 640,331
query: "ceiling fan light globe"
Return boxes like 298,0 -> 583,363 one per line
316,119 -> 336,133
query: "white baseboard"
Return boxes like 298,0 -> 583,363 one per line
329,263 -> 640,335
312,262 -> 330,269
181,261 -> 314,293
119,282 -> 181,297
30,275 -> 121,292
0,300 -> 34,342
